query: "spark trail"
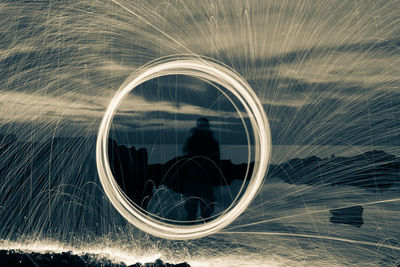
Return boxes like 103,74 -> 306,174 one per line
0,0 -> 399,266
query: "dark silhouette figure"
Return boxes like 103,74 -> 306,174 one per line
181,118 -> 220,221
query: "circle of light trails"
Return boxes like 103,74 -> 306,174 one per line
96,56 -> 271,240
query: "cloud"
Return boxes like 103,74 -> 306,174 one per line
1,0 -> 399,147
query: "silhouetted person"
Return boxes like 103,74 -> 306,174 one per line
182,118 -> 220,222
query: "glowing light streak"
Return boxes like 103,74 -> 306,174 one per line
96,56 -> 271,240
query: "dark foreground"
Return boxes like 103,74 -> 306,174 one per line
0,250 -> 190,267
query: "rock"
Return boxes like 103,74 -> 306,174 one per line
0,250 -> 106,267
0,250 -> 190,267
329,205 -> 364,227
131,259 -> 191,267
268,150 -> 400,190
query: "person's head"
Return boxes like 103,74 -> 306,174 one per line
196,117 -> 210,130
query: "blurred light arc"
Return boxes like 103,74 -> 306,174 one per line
96,55 -> 272,240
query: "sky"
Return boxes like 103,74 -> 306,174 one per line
0,0 -> 399,150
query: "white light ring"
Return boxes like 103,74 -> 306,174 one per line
96,56 -> 271,240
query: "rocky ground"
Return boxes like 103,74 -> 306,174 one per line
0,250 -> 190,267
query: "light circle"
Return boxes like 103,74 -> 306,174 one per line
96,56 -> 271,240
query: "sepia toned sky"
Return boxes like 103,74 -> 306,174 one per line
0,0 -> 399,148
